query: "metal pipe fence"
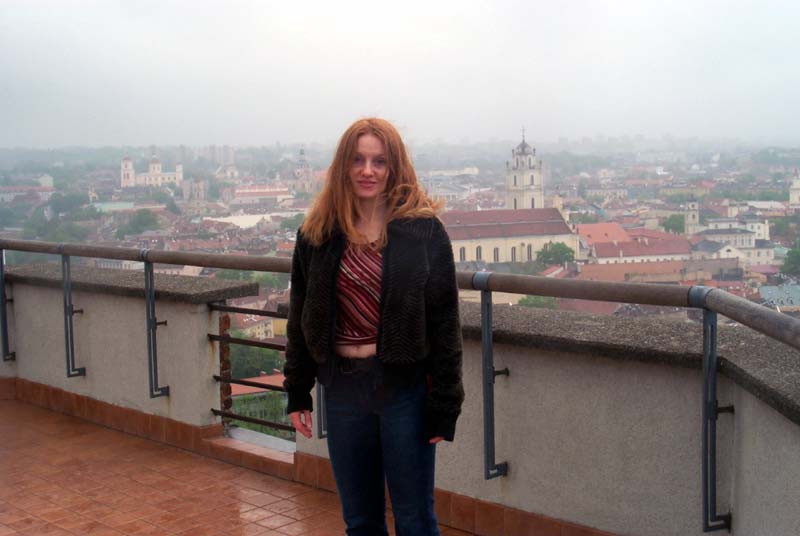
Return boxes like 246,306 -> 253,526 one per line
2,237 -> 799,532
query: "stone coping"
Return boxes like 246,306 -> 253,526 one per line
460,301 -> 800,430
6,263 -> 258,304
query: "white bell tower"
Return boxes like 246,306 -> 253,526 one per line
505,129 -> 544,210
120,156 -> 135,188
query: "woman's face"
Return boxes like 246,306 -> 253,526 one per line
349,134 -> 388,202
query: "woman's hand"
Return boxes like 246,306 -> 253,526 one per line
290,410 -> 313,439
429,436 -> 444,444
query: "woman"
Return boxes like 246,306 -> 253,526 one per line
284,117 -> 464,536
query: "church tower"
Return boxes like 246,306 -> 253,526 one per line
790,168 -> 800,206
148,155 -> 162,175
505,130 -> 544,210
684,199 -> 702,235
120,156 -> 135,188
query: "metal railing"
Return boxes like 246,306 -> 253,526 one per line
208,303 -> 293,433
2,238 -> 800,532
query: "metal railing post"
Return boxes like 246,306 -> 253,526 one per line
61,253 -> 85,377
143,255 -> 169,398
316,382 -> 327,439
473,271 -> 509,479
689,286 -> 733,532
0,249 -> 15,361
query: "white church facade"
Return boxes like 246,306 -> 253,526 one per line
121,156 -> 183,188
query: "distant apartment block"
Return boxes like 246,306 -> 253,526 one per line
230,184 -> 293,207
0,185 -> 55,204
120,156 -> 183,188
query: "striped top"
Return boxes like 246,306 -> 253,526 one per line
335,243 -> 383,345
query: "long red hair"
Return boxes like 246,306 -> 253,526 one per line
301,118 -> 442,247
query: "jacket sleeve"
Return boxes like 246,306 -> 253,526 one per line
424,220 -> 465,441
283,231 -> 317,414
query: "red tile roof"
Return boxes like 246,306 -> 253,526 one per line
576,223 -> 631,245
594,240 -> 691,259
231,373 -> 285,396
626,228 -> 679,241
442,208 -> 573,240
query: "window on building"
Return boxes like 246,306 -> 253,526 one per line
511,247 -> 516,263
530,174 -> 534,185
459,247 -> 466,262
513,198 -> 518,209
527,244 -> 532,260
514,175 -> 517,186
476,246 -> 482,261
531,198 -> 535,209
493,247 -> 500,262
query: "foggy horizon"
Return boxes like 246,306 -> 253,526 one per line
2,1 -> 799,148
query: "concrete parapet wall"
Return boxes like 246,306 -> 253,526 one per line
8,284 -> 218,426
297,307 -> 800,536
0,265 -> 257,427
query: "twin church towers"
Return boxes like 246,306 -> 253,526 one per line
505,131 -> 544,210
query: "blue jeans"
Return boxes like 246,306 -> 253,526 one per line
323,355 -> 439,536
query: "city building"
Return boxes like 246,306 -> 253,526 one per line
289,148 -> 321,194
790,169 -> 800,206
442,208 -> 576,264
591,239 -> 692,264
505,133 -> 544,210
120,156 -> 183,188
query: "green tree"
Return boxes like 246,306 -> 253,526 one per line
50,192 -> 88,214
663,214 -> 685,234
115,209 -> 160,239
216,269 -> 252,281
165,198 -> 181,215
782,248 -> 800,276
536,242 -> 575,265
771,218 -> 790,238
253,272 -> 289,289
229,331 -> 283,379
152,189 -> 172,204
280,213 -> 305,231
518,295 -> 557,309
67,205 -> 102,221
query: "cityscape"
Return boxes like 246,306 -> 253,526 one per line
2,2 -> 800,535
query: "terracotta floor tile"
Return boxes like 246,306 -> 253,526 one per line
261,500 -> 303,516
8,514 -> 49,531
255,514 -> 295,529
237,508 -> 274,523
30,506 -> 72,523
0,401 -> 485,536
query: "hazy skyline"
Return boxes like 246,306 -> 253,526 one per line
2,0 -> 799,148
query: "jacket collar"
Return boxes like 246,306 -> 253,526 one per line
329,216 -> 435,242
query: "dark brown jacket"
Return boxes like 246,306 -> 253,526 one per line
283,216 -> 464,440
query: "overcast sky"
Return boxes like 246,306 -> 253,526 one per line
1,0 -> 799,147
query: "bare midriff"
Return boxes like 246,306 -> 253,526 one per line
335,342 -> 377,359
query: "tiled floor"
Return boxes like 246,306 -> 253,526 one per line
0,401 -> 466,536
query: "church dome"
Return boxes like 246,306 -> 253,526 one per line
515,139 -> 534,155
150,155 -> 161,164
122,155 -> 132,162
